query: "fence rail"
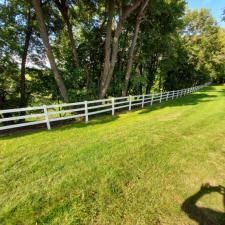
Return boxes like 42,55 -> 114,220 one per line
0,83 -> 210,131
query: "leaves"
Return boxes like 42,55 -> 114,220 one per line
0,0 -> 225,109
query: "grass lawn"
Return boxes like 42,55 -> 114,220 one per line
1,85 -> 225,225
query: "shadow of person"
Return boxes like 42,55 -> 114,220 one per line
181,184 -> 225,225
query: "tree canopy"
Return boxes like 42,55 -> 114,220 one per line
0,0 -> 225,110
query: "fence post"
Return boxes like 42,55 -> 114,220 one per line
172,90 -> 175,100
129,95 -> 132,110
166,92 -> 169,101
43,105 -> 51,130
142,95 -> 145,108
160,92 -> 162,103
151,94 -> 154,105
112,97 -> 115,116
84,101 -> 88,123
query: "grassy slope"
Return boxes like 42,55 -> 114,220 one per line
0,85 -> 225,225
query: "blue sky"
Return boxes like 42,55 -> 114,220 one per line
186,0 -> 225,27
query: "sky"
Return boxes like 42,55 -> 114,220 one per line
186,0 -> 225,27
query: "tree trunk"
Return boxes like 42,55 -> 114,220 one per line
122,0 -> 149,96
99,0 -> 141,99
146,66 -> 156,94
0,94 -> 5,110
139,64 -> 143,94
54,0 -> 80,67
20,9 -> 33,108
99,0 -> 114,99
32,0 -> 69,102
54,0 -> 92,90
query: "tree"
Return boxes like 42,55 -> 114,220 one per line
99,0 -> 142,98
20,6 -> 34,107
122,0 -> 149,96
31,0 -> 69,102
1,0 -> 225,110
182,9 -> 223,83
53,0 -> 80,68
133,0 -> 186,93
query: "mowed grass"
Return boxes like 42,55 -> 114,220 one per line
1,86 -> 225,225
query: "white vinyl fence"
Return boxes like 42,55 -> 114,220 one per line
0,83 -> 210,131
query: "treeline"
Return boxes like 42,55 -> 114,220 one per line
0,0 -> 225,110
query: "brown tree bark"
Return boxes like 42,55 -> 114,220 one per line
20,9 -> 33,108
53,0 -> 80,67
145,56 -> 158,94
54,0 -> 92,90
99,0 -> 141,99
99,0 -> 114,98
122,0 -> 149,96
32,0 -> 69,102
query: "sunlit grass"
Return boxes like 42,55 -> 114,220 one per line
0,85 -> 225,224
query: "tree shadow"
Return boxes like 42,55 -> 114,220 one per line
57,113 -> 120,131
181,183 -> 225,225
0,114 -> 120,140
197,85 -> 218,92
139,92 -> 217,115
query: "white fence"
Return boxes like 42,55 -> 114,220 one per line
0,83 -> 210,131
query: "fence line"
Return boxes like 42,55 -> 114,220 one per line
0,83 -> 211,132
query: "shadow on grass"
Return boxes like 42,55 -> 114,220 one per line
181,183 -> 225,225
139,92 -> 217,115
0,86 -> 219,140
0,114 -> 120,140
57,114 -> 120,131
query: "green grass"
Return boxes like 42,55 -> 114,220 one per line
1,85 -> 225,225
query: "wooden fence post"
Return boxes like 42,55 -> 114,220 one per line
142,95 -> 145,108
112,97 -> 115,116
172,90 -> 175,100
166,92 -> 169,101
160,92 -> 162,103
129,95 -> 132,110
151,94 -> 154,106
43,105 -> 51,130
84,101 -> 88,123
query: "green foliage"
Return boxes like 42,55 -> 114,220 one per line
0,1 -> 225,107
0,55 -> 19,109
159,9 -> 225,90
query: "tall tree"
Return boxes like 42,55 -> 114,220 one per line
20,7 -> 34,107
31,0 -> 69,102
53,0 -> 80,68
122,0 -> 149,96
99,0 -> 141,98
0,0 -> 36,108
